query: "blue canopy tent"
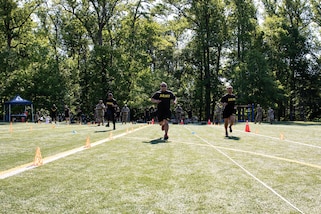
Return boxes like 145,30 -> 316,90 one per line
4,95 -> 34,122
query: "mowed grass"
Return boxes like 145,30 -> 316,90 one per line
0,121 -> 320,213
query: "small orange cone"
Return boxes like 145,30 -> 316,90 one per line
207,119 -> 211,125
151,118 -> 154,125
9,122 -> 13,133
109,132 -> 113,139
85,136 -> 91,148
180,119 -> 184,125
280,133 -> 284,140
33,147 -> 43,166
245,120 -> 250,132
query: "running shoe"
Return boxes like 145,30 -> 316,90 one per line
229,125 -> 232,133
164,134 -> 169,140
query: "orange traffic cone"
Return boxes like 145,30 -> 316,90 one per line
245,120 -> 250,132
207,119 -> 211,125
280,133 -> 285,140
151,118 -> 154,125
33,147 -> 43,166
180,119 -> 184,125
85,136 -> 91,148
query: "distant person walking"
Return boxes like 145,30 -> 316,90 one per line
175,104 -> 183,122
151,82 -> 177,140
50,104 -> 58,124
267,107 -> 274,124
255,104 -> 263,124
95,100 -> 105,126
105,93 -> 118,130
121,104 -> 130,124
221,85 -> 236,137
213,102 -> 223,125
64,105 -> 70,124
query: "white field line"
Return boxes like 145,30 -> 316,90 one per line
0,125 -> 148,179
166,140 -> 321,170
209,125 -> 321,150
235,129 -> 321,149
184,126 -> 305,214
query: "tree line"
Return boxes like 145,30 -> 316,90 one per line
1,0 -> 321,122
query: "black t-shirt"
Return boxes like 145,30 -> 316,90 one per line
152,90 -> 176,111
221,93 -> 236,113
106,98 -> 117,113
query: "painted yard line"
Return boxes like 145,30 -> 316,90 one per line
235,130 -> 321,149
184,126 -> 304,214
0,125 -> 148,179
168,140 -> 321,170
210,125 -> 321,149
122,134 -> 321,170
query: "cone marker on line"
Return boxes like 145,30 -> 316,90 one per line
85,136 -> 91,148
280,133 -> 285,140
9,122 -> 13,133
245,120 -> 250,132
207,119 -> 211,125
33,147 -> 43,166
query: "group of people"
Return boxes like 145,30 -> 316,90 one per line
254,104 -> 275,124
39,81 -> 274,139
95,93 -> 130,130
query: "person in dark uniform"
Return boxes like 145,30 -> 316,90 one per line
221,85 -> 236,137
105,93 -> 118,130
151,82 -> 177,140
64,105 -> 70,124
50,104 -> 58,124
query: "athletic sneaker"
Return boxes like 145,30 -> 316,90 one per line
225,131 -> 228,137
164,134 -> 169,140
229,125 -> 232,133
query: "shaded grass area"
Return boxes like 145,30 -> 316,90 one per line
0,121 -> 320,213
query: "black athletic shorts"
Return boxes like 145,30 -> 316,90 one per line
223,109 -> 235,119
157,109 -> 171,121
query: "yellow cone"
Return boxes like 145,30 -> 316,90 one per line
280,133 -> 285,140
85,136 -> 91,148
33,147 -> 43,166
9,122 -> 13,133
109,132 -> 113,139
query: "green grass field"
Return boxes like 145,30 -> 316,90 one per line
0,121 -> 320,213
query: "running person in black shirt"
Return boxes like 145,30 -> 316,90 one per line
151,82 -> 177,140
105,93 -> 118,130
221,85 -> 236,137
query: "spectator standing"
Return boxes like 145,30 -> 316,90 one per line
50,104 -> 58,124
267,107 -> 274,124
255,104 -> 263,124
121,104 -> 130,124
64,105 -> 71,124
175,104 -> 183,122
213,102 -> 223,125
95,100 -> 105,126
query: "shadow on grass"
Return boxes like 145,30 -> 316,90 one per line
225,136 -> 241,141
143,138 -> 168,144
94,129 -> 114,133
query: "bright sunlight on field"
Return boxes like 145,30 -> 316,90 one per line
0,121 -> 320,213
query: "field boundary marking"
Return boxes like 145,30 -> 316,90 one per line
0,125 -> 148,179
184,126 -> 304,214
